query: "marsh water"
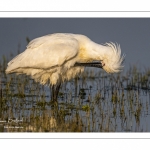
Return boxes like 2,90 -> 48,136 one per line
0,56 -> 150,132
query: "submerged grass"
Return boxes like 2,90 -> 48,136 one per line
0,55 -> 150,132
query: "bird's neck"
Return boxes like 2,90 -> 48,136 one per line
78,41 -> 109,63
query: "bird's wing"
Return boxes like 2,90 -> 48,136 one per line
6,34 -> 79,73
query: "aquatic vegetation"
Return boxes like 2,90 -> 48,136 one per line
0,56 -> 150,132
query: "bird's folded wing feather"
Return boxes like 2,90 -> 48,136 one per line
6,34 -> 79,72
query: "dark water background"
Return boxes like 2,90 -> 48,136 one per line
0,61 -> 150,132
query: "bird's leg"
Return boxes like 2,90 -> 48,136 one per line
55,82 -> 61,100
51,82 -> 61,101
50,83 -> 61,124
51,85 -> 55,101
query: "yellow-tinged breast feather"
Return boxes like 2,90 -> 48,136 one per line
78,46 -> 93,62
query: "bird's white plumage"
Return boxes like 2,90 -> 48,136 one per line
8,34 -> 79,70
6,33 -> 125,85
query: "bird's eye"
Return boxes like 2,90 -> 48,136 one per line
101,61 -> 105,67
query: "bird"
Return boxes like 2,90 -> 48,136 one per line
5,33 -> 125,101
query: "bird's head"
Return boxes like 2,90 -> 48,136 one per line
100,42 -> 125,73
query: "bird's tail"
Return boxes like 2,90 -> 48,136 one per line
5,53 -> 24,74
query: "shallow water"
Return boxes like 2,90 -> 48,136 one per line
0,63 -> 150,132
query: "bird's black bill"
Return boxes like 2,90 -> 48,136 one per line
75,62 -> 103,68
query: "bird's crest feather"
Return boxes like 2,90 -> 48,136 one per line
102,42 -> 125,73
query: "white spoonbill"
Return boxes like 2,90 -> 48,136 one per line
6,33 -> 125,100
